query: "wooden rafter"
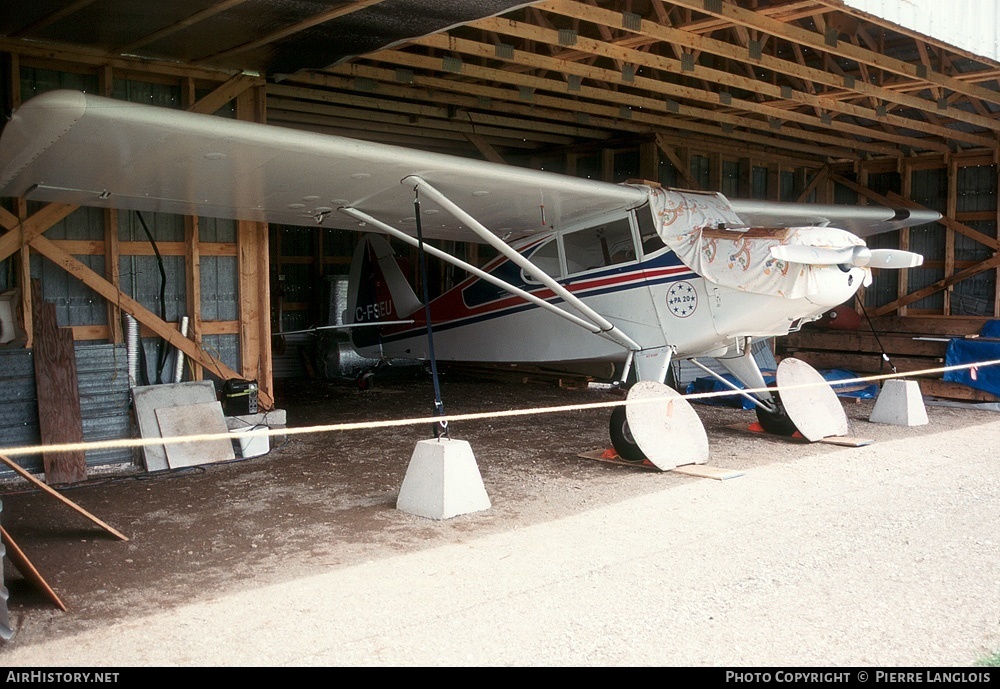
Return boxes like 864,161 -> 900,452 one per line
535,0 -> 1000,136
365,42 -> 903,157
468,15 -> 994,150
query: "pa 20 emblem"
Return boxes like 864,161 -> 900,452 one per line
666,281 -> 697,318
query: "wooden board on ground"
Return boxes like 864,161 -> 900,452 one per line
155,401 -> 234,470
816,435 -> 874,447
577,449 -> 659,470
670,464 -> 744,480
0,452 -> 128,541
577,449 -> 741,480
726,423 -> 873,447
0,526 -> 67,612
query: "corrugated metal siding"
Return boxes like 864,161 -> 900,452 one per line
846,0 -> 1000,62
0,344 -> 134,478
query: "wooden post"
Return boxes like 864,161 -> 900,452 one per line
709,151 -> 723,192
639,140 -> 658,183
601,147 -> 615,182
184,215 -> 203,381
15,199 -> 32,348
944,156 -> 958,315
181,77 -> 203,380
898,160 -> 912,316
995,149 -> 1000,318
738,157 -> 751,198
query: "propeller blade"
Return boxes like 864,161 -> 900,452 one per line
769,244 -> 860,265
770,244 -> 922,270
868,249 -> 924,268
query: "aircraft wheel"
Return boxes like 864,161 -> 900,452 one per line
609,405 -> 647,462
356,368 -> 375,391
754,391 -> 799,436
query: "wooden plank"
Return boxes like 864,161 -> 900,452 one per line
103,207 -> 122,344
0,453 -> 128,541
816,436 -> 875,447
784,330 -> 948,357
670,464 -> 744,480
1,526 -> 67,612
0,203 -> 78,263
185,215 -> 203,381
465,133 -> 508,164
535,0 -> 1000,134
919,379 -> 1000,402
871,254 -> 1000,317
186,73 -> 262,115
862,315 -> 991,336
663,0 -> 1000,110
786,350 -> 942,376
30,280 -> 87,485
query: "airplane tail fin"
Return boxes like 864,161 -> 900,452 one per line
347,233 -> 422,349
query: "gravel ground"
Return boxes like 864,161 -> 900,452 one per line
0,374 -> 998,666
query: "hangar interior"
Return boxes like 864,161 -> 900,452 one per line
0,0 -> 998,482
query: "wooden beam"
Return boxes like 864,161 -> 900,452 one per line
831,175 -> 1000,252
115,0 -> 251,54
0,203 -> 79,262
663,0 -> 1000,109
187,73 -> 262,115
409,32 -> 933,154
26,235 -> 272,406
0,452 -> 128,541
871,253 -> 1000,317
316,64 -> 859,161
795,164 -> 829,202
195,0 -> 387,64
535,0 -> 1000,135
184,215 -> 203,381
470,14 -> 995,150
944,156 -> 958,314
655,136 -> 701,190
464,133 -> 508,164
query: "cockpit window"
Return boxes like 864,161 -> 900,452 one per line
636,204 -> 665,256
562,217 -> 635,275
521,238 -> 561,284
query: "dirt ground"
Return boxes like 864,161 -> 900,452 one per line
1,370 -> 998,664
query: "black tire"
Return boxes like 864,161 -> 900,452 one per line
356,368 -> 374,391
754,391 -> 799,436
609,405 -> 647,462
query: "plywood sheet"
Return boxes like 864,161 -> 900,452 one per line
132,381 -> 218,472
155,402 -> 234,470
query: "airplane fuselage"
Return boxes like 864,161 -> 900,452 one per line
351,229 -> 868,375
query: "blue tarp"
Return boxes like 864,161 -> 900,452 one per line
943,338 -> 1000,397
687,368 -> 878,409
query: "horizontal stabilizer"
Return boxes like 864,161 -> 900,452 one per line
770,245 -> 923,269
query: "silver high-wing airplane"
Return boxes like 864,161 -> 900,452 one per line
0,91 -> 936,459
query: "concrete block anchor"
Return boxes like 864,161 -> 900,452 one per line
396,438 -> 491,520
869,379 -> 928,426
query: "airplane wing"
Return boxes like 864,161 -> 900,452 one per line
0,90 -> 646,242
728,199 -> 940,237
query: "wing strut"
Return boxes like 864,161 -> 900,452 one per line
399,175 -> 641,353
338,209 -> 640,353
